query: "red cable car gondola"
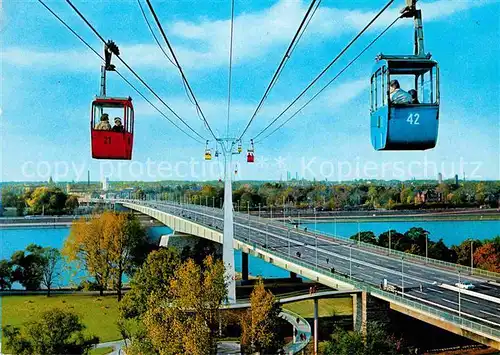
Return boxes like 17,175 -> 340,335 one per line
90,40 -> 135,160
246,139 -> 255,163
91,96 -> 134,160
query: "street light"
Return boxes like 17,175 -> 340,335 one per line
314,207 -> 317,232
283,197 -> 286,227
470,240 -> 474,272
425,231 -> 428,264
258,203 -> 261,220
287,228 -> 291,255
401,257 -> 405,297
349,245 -> 352,279
458,270 -> 462,317
389,229 -> 392,255
357,221 -> 361,246
315,234 -> 318,268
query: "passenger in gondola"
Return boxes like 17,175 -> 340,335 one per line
389,80 -> 412,104
112,117 -> 124,132
408,89 -> 419,104
95,113 -> 111,130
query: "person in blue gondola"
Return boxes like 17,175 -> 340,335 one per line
389,80 -> 412,104
112,117 -> 124,132
408,89 -> 420,104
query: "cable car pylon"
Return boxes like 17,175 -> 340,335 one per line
216,137 -> 239,304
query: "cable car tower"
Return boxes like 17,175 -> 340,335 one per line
370,0 -> 439,151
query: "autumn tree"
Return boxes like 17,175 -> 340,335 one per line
133,255 -> 227,355
64,212 -> 148,299
3,308 -> 99,355
120,247 -> 180,319
240,280 -> 284,354
474,239 -> 500,273
452,239 -> 483,267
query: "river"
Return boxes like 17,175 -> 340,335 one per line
1,219 -> 497,287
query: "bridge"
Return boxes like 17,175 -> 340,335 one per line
111,199 -> 500,349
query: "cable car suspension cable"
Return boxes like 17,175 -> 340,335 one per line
64,0 -> 207,141
226,0 -> 235,137
37,0 -> 205,144
136,0 -> 176,67
252,0 -> 395,140
255,16 -> 401,144
237,0 -> 320,140
144,0 -> 218,141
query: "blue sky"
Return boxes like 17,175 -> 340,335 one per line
1,0 -> 499,182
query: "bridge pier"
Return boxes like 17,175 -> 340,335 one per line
290,271 -> 297,280
241,252 -> 249,281
352,291 -> 367,337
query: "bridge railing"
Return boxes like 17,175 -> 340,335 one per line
256,242 -> 500,341
305,227 -> 500,281
123,199 -> 500,280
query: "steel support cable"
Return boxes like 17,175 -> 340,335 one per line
238,0 -> 319,140
137,0 -> 197,110
136,0 -> 176,67
253,0 -> 395,140
270,0 -> 321,93
65,0 -> 207,141
255,16 -> 400,144
144,0 -> 218,141
226,0 -> 235,137
37,0 -> 204,144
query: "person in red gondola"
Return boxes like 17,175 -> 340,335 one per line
112,117 -> 124,132
95,113 -> 111,130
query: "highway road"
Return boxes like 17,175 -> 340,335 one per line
128,200 -> 500,330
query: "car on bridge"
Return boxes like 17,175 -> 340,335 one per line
455,281 -> 475,290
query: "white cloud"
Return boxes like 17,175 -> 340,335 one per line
3,0 -> 491,71
323,78 -> 368,109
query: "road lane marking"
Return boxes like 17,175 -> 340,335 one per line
462,298 -> 479,304
442,298 -> 459,306
428,288 -> 444,294
480,310 -> 500,320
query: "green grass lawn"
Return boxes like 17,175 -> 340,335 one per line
89,347 -> 114,355
1,294 -> 122,343
283,297 -> 352,318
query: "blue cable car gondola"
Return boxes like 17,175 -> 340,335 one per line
370,0 -> 439,151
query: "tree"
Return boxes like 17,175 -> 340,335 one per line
135,256 -> 227,354
323,322 -> 401,355
350,231 -> 377,245
40,247 -> 62,296
11,244 -> 45,290
64,212 -> 148,299
26,187 -> 68,215
64,216 -> 114,296
3,308 -> 99,355
0,259 -> 13,290
452,239 -> 483,267
120,247 -> 180,319
474,241 -> 500,273
240,280 -> 284,354
65,195 -> 79,214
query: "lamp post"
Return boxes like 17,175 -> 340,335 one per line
389,229 -> 392,255
314,207 -> 317,233
270,205 -> 273,220
283,197 -> 286,227
287,228 -> 291,256
247,201 -> 251,242
349,245 -> 352,279
458,271 -> 462,317
315,234 -> 318,268
212,197 -> 215,226
258,203 -> 261,220
470,240 -> 474,272
357,221 -> 361,246
425,231 -> 428,264
401,257 -> 405,297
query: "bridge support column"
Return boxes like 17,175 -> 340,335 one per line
241,252 -> 249,281
361,291 -> 367,337
313,298 -> 318,355
290,271 -> 297,280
